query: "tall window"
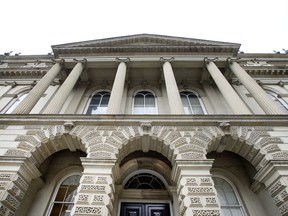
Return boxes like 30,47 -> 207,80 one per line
266,90 -> 288,112
3,91 -> 29,114
180,91 -> 205,114
213,177 -> 245,216
49,175 -> 81,216
133,91 -> 157,114
86,91 -> 110,114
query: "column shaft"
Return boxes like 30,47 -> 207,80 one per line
12,63 -> 63,114
206,61 -> 251,114
162,61 -> 185,114
44,62 -> 84,114
107,62 -> 127,114
229,62 -> 286,114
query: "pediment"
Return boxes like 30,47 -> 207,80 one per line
52,34 -> 240,56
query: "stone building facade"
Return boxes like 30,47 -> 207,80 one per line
0,34 -> 288,216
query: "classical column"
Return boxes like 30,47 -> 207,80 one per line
43,59 -> 86,114
107,58 -> 129,114
161,57 -> 185,114
228,59 -> 286,114
205,59 -> 251,114
12,60 -> 64,114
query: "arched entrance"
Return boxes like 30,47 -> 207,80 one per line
116,151 -> 174,216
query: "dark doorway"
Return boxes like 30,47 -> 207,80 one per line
120,203 -> 171,216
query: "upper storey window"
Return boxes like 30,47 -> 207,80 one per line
180,91 -> 205,114
266,90 -> 288,112
85,91 -> 110,114
3,91 -> 29,114
133,91 -> 157,114
213,177 -> 245,216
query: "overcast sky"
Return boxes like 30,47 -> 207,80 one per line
1,0 -> 287,55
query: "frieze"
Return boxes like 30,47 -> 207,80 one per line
177,144 -> 204,154
14,175 -> 29,191
75,206 -> 102,214
89,144 -> 114,153
269,180 -> 286,196
90,151 -> 113,159
265,144 -> 280,153
4,193 -> 20,209
247,131 -> 269,143
15,135 -> 40,146
87,137 -> 103,146
205,197 -> 218,205
77,194 -> 89,203
17,142 -> 34,151
105,137 -> 121,148
200,178 -> 212,185
192,210 -> 220,216
190,197 -> 201,205
272,151 -> 288,159
280,203 -> 288,215
187,187 -> 214,194
281,190 -> 288,201
181,152 -> 204,159
190,138 -> 206,148
82,176 -> 95,183
93,195 -> 104,203
80,185 -> 106,192
166,131 -> 182,144
158,127 -> 174,140
4,149 -> 29,158
258,137 -> 283,147
131,126 -> 141,137
83,131 -> 101,142
172,137 -> 188,148
274,195 -> 283,206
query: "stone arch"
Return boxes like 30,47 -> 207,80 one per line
4,124 -> 87,168
207,125 -> 284,171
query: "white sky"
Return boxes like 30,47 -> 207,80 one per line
1,0 -> 288,55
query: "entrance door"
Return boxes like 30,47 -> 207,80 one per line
120,203 -> 170,216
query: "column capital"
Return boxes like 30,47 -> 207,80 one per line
160,57 -> 174,63
51,58 -> 65,65
226,57 -> 241,64
203,57 -> 218,64
115,57 -> 130,63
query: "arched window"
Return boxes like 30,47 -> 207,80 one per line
213,176 -> 245,216
180,91 -> 205,114
49,175 -> 81,216
266,90 -> 288,112
3,91 -> 29,114
133,91 -> 157,114
85,91 -> 110,114
124,173 -> 166,189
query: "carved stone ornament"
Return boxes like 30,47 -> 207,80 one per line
218,121 -> 231,133
140,122 -> 152,134
64,121 -> 75,133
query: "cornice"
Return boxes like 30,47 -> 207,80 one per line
0,114 -> 287,126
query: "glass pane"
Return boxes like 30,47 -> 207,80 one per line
193,106 -> 204,114
101,95 -> 110,106
50,203 -> 62,216
6,92 -> 28,114
90,96 -> 101,105
55,186 -> 68,201
189,95 -> 201,106
145,95 -> 155,107
134,96 -> 144,106
181,95 -> 189,106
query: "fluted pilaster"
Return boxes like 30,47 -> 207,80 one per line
107,58 -> 129,114
12,60 -> 64,114
161,58 -> 185,114
228,60 -> 286,114
205,59 -> 251,114
43,59 -> 86,114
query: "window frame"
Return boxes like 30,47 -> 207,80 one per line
84,90 -> 111,114
1,90 -> 29,114
132,90 -> 158,114
266,90 -> 288,112
180,90 -> 207,114
47,173 -> 81,216
212,175 -> 247,216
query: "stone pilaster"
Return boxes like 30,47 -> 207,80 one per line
161,57 -> 185,114
107,58 -> 129,114
205,59 -> 251,114
171,159 -> 221,216
254,160 -> 288,216
0,157 -> 41,216
12,60 -> 64,114
43,59 -> 86,114
73,159 -> 116,216
228,60 -> 286,114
